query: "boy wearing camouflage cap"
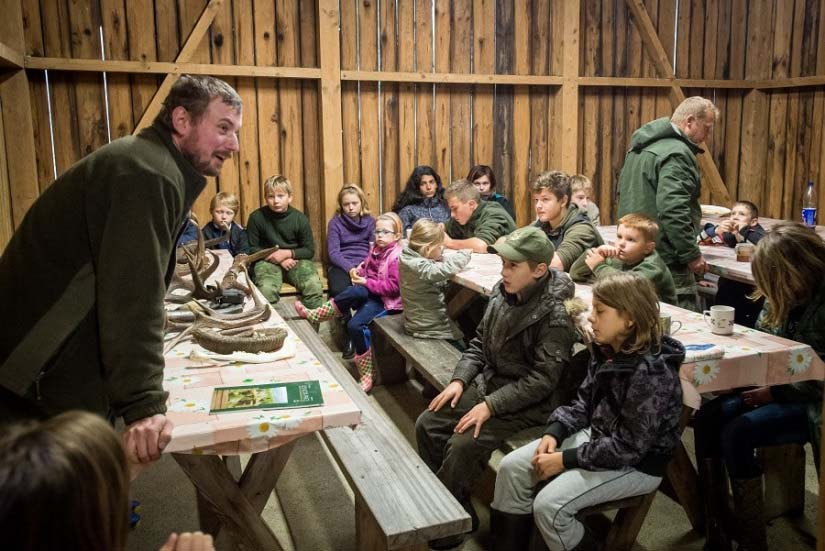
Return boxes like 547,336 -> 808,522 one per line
415,226 -> 582,549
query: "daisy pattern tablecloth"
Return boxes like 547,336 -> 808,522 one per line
162,251 -> 361,455
450,252 -> 824,408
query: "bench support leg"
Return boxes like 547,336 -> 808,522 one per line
372,327 -> 408,385
356,494 -> 429,551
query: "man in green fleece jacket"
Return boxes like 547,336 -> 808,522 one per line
617,96 -> 717,311
443,179 -> 516,253
532,170 -> 603,271
0,76 -> 242,469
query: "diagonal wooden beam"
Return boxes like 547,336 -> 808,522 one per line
624,0 -> 731,204
132,0 -> 224,134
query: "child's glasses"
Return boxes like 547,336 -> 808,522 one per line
374,229 -> 396,236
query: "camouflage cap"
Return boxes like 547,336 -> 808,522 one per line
487,226 -> 555,264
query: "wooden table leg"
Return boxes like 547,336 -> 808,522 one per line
173,440 -> 297,551
661,441 -> 706,534
446,287 -> 479,319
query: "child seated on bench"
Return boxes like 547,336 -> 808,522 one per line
400,219 -> 471,349
698,200 -> 766,327
570,174 -> 601,226
532,170 -> 603,272
201,191 -> 249,256
443,179 -> 516,253
415,226 -> 579,549
247,174 -> 324,308
296,213 -> 404,393
491,272 -> 684,551
570,213 -> 677,304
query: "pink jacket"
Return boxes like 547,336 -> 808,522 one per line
359,241 -> 403,311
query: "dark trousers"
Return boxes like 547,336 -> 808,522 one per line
333,285 -> 396,354
693,393 -> 809,478
715,277 -> 765,329
415,384 -> 546,504
327,265 -> 352,298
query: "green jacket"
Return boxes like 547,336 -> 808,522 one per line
247,206 -> 316,260
444,200 -> 516,245
0,123 -> 205,424
570,250 -> 678,305
451,270 -> 581,419
534,205 -> 604,271
399,248 -> 471,340
757,282 -> 825,473
616,117 -> 703,266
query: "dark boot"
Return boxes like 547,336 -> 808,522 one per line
490,508 -> 532,551
700,458 -> 732,550
341,338 -> 355,360
730,477 -> 767,551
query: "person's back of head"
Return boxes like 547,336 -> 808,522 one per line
408,219 -> 445,259
751,222 -> 825,328
0,411 -> 130,551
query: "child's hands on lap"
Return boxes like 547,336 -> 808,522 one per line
533,435 -> 558,456
742,386 -> 773,407
531,451 -> 565,480
454,402 -> 492,439
267,249 -> 291,264
428,381 -> 464,412
280,258 -> 297,271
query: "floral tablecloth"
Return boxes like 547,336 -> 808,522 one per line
162,250 -> 361,455
449,251 -> 825,408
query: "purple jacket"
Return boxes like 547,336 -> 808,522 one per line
327,214 -> 375,271
359,241 -> 403,311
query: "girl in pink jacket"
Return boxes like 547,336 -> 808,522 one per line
296,212 -> 404,392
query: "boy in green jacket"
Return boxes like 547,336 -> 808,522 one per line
247,175 -> 324,308
570,213 -> 678,304
532,170 -> 603,271
443,179 -> 516,253
416,226 -> 581,549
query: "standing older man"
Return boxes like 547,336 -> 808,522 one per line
617,96 -> 718,311
0,75 -> 242,469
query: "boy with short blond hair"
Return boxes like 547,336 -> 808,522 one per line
202,191 -> 249,256
570,213 -> 677,304
443,179 -> 515,253
697,200 -> 765,247
246,175 -> 324,307
532,171 -> 603,272
416,226 -> 580,549
569,174 -> 601,226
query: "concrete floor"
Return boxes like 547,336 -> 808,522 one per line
129,306 -> 819,550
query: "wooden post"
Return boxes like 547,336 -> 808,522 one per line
318,0 -> 344,225
560,0 -> 580,175
0,0 -> 38,236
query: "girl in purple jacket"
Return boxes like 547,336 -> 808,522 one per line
326,184 -> 375,358
296,212 -> 404,393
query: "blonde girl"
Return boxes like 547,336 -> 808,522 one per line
400,219 -> 471,347
491,272 -> 684,550
297,212 -> 404,392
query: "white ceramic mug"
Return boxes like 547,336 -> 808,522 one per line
703,305 -> 735,335
659,314 -> 682,337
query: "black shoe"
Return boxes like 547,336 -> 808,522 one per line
490,509 -> 532,551
429,532 -> 465,550
341,339 -> 355,360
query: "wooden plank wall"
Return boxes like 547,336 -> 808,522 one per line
7,0 -> 825,255
581,0 -> 825,224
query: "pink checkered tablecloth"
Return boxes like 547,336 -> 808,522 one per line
162,251 -> 361,455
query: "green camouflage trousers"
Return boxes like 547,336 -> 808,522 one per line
253,259 -> 324,308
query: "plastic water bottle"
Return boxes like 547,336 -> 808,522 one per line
802,181 -> 817,227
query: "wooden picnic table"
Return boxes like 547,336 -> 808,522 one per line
162,251 -> 361,550
446,250 -> 825,532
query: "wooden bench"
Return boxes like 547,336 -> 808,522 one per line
288,319 -> 471,550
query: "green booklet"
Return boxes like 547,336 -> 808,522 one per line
210,380 -> 324,413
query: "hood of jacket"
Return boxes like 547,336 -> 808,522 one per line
629,117 -> 703,155
592,335 -> 686,376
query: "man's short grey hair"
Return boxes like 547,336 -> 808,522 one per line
671,96 -> 720,124
155,75 -> 242,131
